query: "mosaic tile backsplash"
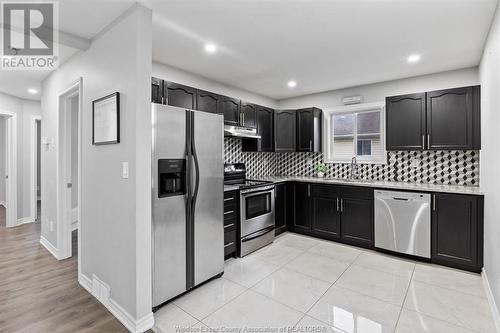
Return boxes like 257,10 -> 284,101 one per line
224,138 -> 480,186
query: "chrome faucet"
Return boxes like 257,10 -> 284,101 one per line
350,156 -> 359,179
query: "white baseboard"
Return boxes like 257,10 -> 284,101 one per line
40,236 -> 60,260
482,269 -> 500,332
17,216 -> 35,225
78,273 -> 154,333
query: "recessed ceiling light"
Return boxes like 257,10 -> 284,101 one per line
287,80 -> 297,88
407,54 -> 421,63
27,88 -> 38,94
204,43 -> 217,54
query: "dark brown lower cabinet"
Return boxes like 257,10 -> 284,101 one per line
224,190 -> 238,259
341,197 -> 373,248
432,193 -> 483,272
311,185 -> 341,239
274,183 -> 287,236
293,183 -> 311,231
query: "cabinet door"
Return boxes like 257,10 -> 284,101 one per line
197,90 -> 220,114
165,82 -> 196,109
297,108 -> 313,151
241,102 -> 257,128
432,193 -> 482,272
311,185 -> 341,239
257,106 -> 274,152
341,198 -> 373,248
151,77 -> 164,104
274,110 -> 296,152
297,108 -> 322,152
386,93 -> 426,150
427,86 -> 476,150
275,183 -> 287,236
294,183 -> 311,230
221,96 -> 241,126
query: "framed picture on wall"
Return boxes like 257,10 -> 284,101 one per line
92,92 -> 120,145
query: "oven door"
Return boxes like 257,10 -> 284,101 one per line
240,187 -> 275,237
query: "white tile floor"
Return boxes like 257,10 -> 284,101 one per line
154,232 -> 496,333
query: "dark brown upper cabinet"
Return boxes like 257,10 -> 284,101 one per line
296,107 -> 322,152
274,110 -> 296,152
196,90 -> 221,114
151,77 -> 165,104
432,193 -> 483,272
427,86 -> 480,150
386,86 -> 481,151
165,82 -> 196,109
221,96 -> 241,126
257,106 -> 274,152
386,93 -> 426,151
240,102 -> 257,128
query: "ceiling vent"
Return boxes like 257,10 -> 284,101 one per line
342,95 -> 363,105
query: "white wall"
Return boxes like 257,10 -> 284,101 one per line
0,92 -> 41,221
479,1 -> 500,323
278,67 -> 479,109
0,116 -> 5,204
41,3 -> 153,326
152,62 -> 278,108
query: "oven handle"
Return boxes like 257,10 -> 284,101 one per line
241,188 -> 274,197
241,226 -> 275,242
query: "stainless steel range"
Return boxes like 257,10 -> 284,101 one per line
224,164 -> 275,257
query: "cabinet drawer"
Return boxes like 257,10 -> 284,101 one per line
224,219 -> 236,230
224,229 -> 236,256
224,191 -> 237,200
341,186 -> 373,200
312,184 -> 339,198
224,209 -> 236,222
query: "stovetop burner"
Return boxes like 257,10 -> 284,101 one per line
224,163 -> 272,190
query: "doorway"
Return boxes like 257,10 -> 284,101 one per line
0,110 -> 17,228
57,79 -> 81,260
31,117 -> 42,224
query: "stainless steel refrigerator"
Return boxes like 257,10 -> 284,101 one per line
152,103 -> 224,308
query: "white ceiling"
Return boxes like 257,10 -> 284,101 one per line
149,0 -> 497,100
0,0 -> 135,100
0,0 -> 497,101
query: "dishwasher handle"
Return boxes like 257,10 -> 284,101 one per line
392,197 -> 409,201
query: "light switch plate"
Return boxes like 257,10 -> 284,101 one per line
122,162 -> 129,179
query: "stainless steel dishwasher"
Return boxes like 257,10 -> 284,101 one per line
374,190 -> 431,258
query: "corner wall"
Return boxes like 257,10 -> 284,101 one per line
479,1 -> 500,327
41,3 -> 153,329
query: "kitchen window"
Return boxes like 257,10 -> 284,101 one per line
323,102 -> 386,164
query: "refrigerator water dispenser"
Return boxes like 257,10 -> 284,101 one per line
158,159 -> 186,197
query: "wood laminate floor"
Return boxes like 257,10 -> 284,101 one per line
0,223 -> 130,332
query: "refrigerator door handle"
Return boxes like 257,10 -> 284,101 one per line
191,112 -> 200,213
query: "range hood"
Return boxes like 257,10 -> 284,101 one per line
224,125 -> 261,139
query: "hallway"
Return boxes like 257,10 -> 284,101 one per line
0,223 -> 129,332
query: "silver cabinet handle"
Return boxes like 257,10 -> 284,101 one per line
224,224 -> 235,229
309,140 -> 312,151
340,198 -> 344,212
224,210 -> 234,215
308,184 -> 311,197
336,197 -> 340,212
224,242 -> 235,248
427,134 -> 430,150
422,135 -> 425,149
432,194 -> 436,211
224,197 -> 233,202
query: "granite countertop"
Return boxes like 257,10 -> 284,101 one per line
249,176 -> 484,195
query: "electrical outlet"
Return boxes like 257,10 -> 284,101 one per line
411,158 -> 420,168
122,162 -> 129,179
